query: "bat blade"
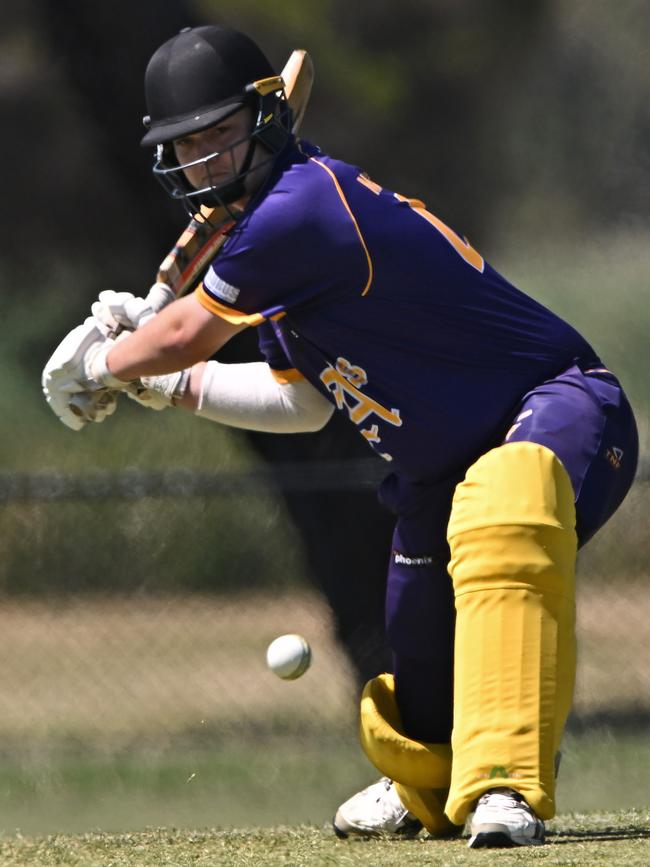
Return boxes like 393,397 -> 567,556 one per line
156,49 -> 314,297
283,49 -> 314,133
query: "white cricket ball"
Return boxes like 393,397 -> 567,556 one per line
266,634 -> 312,680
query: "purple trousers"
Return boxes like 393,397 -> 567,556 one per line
382,365 -> 638,742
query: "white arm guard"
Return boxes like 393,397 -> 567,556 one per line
195,361 -> 334,433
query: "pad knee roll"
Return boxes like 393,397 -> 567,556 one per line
448,441 -> 577,595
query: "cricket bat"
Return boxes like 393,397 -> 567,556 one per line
156,49 -> 314,298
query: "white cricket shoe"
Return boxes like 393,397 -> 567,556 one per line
333,777 -> 423,838
467,787 -> 545,848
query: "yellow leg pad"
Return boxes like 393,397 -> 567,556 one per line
359,673 -> 453,833
445,443 -> 577,825
393,783 -> 460,836
360,674 -> 452,788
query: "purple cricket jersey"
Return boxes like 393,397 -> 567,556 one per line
197,140 -> 598,482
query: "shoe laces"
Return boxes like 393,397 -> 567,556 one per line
364,778 -> 409,823
477,787 -> 525,805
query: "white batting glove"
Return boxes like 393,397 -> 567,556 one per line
125,369 -> 191,411
42,318 -> 130,430
57,389 -> 120,430
91,282 -> 176,335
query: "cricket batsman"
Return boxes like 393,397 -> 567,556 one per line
41,26 -> 639,848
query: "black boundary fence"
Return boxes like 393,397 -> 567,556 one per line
0,460 -> 647,736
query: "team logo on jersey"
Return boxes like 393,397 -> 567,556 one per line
605,446 -> 624,470
319,357 -> 402,427
319,358 -> 401,458
393,551 -> 434,567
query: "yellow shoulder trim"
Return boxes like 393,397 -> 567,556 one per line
270,367 -> 305,385
394,193 -> 484,273
310,158 -> 374,296
195,284 -> 286,326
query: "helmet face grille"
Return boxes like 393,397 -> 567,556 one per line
151,90 -> 292,217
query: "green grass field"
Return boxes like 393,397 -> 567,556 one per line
0,735 -> 647,865
0,811 -> 648,866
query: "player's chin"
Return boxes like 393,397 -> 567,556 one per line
182,170 -> 217,191
197,176 -> 232,194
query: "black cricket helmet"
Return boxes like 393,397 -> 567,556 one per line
142,25 -> 292,214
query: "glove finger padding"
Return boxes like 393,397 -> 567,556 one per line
45,388 -> 119,431
126,369 -> 191,410
145,282 -> 176,314
93,290 -> 149,333
124,381 -> 172,411
42,317 -> 129,429
42,318 -> 107,392
71,389 -> 119,423
92,283 -> 176,334
91,294 -> 131,336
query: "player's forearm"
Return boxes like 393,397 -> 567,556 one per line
106,294 -> 244,381
106,317 -> 194,381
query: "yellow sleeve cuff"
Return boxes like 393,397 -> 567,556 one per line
270,368 -> 305,385
196,283 -> 286,326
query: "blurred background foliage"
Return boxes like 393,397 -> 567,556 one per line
0,0 -> 647,833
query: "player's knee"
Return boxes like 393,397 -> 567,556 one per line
446,442 -> 577,596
